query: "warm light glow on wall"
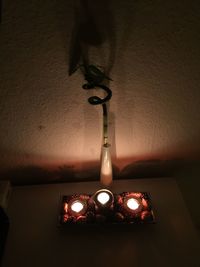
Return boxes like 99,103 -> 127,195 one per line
100,145 -> 113,187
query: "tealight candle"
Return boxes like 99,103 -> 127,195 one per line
97,192 -> 110,205
68,198 -> 87,216
71,201 -> 84,213
126,198 -> 140,210
93,189 -> 114,209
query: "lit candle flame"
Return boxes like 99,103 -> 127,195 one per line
97,192 -> 110,205
71,201 -> 84,213
126,198 -> 140,210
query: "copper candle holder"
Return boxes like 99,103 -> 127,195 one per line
60,189 -> 155,225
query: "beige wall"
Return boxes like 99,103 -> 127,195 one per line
0,0 -> 200,183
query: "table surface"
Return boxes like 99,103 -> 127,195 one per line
2,178 -> 200,267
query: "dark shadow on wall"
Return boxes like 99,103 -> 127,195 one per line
68,0 -> 116,75
0,158 -> 198,186
119,159 -> 183,180
0,161 -> 119,186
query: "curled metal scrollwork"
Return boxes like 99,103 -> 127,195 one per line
81,64 -> 112,105
82,83 -> 112,105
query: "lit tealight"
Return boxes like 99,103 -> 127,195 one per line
71,201 -> 84,213
97,192 -> 110,205
126,198 -> 140,210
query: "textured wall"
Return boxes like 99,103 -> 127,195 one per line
0,0 -> 200,183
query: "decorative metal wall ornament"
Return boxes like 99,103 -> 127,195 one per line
62,64 -> 155,226
60,64 -> 154,225
65,38 -> 154,225
71,63 -> 113,187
